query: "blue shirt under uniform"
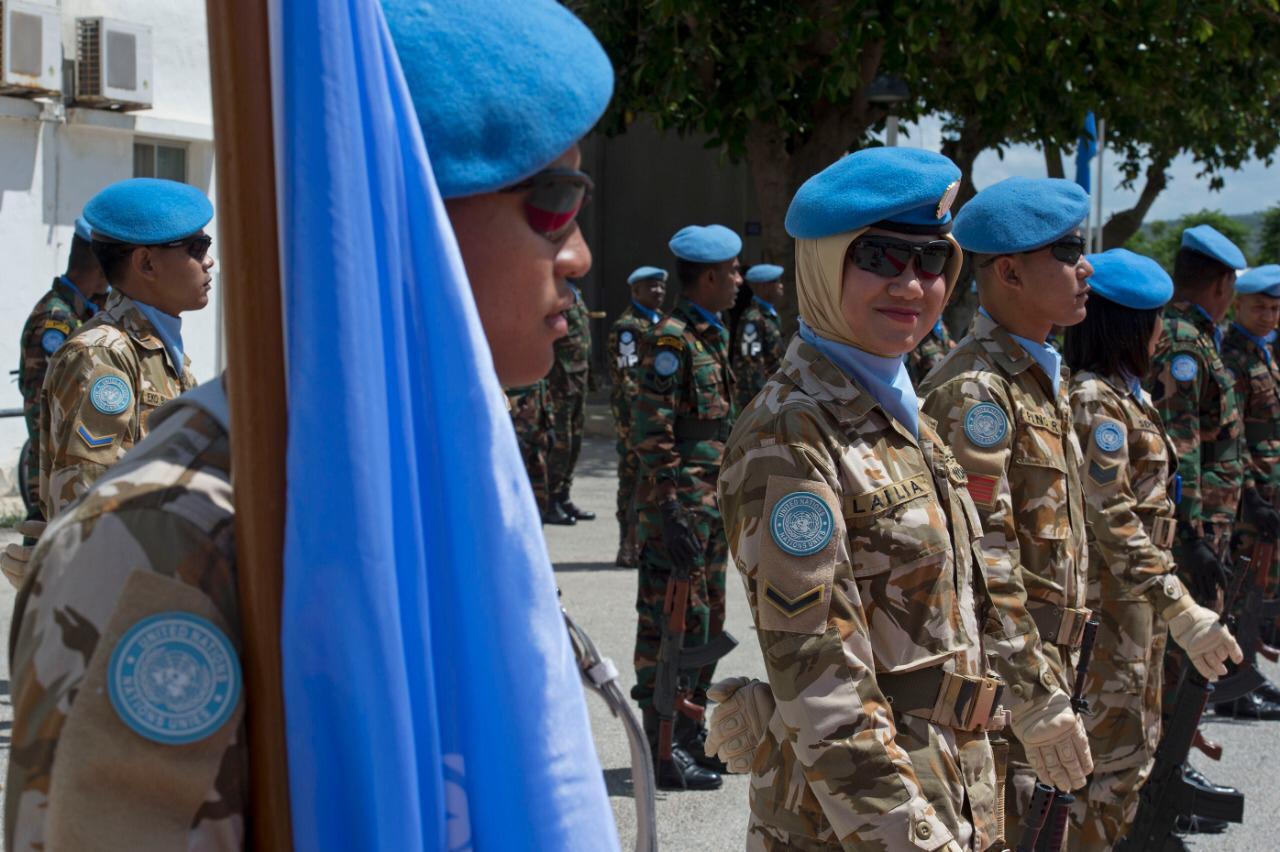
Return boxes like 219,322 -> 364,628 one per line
800,320 -> 919,439
753,295 -> 778,318
132,299 -> 185,376
979,307 -> 1063,395
59,276 -> 104,316
1193,304 -> 1224,352
688,300 -> 726,331
1232,322 -> 1276,366
630,300 -> 660,324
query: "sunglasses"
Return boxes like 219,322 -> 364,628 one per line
502,168 -> 594,242
849,236 -> 954,280
981,235 -> 1086,267
159,232 -> 213,262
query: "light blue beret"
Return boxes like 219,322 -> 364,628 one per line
952,176 -> 1089,254
1085,248 -> 1172,310
1236,264 -> 1280,298
84,178 -> 213,244
669,225 -> 742,263
745,264 -> 784,284
627,266 -> 668,285
382,0 -> 614,199
74,217 -> 92,241
785,147 -> 962,239
1181,224 -> 1246,270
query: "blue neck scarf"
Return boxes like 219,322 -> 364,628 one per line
1233,322 -> 1276,365
1193,304 -> 1223,352
132,299 -> 185,376
753,295 -> 778,318
60,275 -> 102,316
981,307 -> 1062,395
630,300 -> 660,324
687,300 -> 725,331
799,320 -> 919,439
1121,370 -> 1149,406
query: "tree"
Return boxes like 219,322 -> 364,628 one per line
1257,204 -> 1280,264
1124,209 -> 1252,271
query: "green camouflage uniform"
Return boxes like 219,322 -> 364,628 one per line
37,290 -> 198,520
919,312 -> 1089,844
16,277 -> 101,516
730,296 -> 784,410
1065,372 -> 1189,851
8,383 -> 244,851
547,285 -> 592,499
507,380 -> 554,513
905,318 -> 956,385
630,297 -> 735,708
719,335 -> 1010,851
609,303 -> 658,540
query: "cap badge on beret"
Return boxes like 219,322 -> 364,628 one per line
937,181 -> 961,220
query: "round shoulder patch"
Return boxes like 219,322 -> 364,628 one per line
770,491 -> 835,557
654,349 -> 681,377
1093,420 -> 1125,453
963,402 -> 1008,448
743,322 -> 758,337
108,612 -> 242,745
40,328 -> 66,355
89,375 -> 132,415
1170,353 -> 1198,382
620,329 -> 634,343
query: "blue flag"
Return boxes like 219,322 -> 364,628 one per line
272,1 -> 618,849
1075,112 -> 1097,193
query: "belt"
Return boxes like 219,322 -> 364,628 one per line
1200,437 -> 1241,465
1026,600 -> 1092,649
1148,515 -> 1177,550
879,666 -> 1004,732
673,417 -> 730,442
1246,422 -> 1280,445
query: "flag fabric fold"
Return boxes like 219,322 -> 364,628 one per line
270,1 -> 618,848
1075,111 -> 1097,193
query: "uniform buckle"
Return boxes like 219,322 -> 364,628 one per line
931,671 -> 1004,732
1058,606 -> 1092,649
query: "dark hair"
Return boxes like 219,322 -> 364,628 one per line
1173,247 -> 1233,291
675,259 -> 712,289
65,235 -> 100,277
90,240 -> 137,285
1063,292 -> 1160,379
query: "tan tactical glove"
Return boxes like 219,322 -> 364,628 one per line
1009,689 -> 1092,792
1,520 -> 46,589
705,677 -> 775,774
1166,603 -> 1243,680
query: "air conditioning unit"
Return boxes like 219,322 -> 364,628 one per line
0,1 -> 61,97
75,17 -> 152,111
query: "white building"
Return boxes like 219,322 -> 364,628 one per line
0,0 -> 219,496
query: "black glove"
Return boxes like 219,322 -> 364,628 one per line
1243,487 -> 1280,543
661,500 -> 703,566
1184,536 -> 1228,604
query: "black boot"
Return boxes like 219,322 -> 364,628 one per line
1254,677 -> 1280,705
541,502 -> 576,526
1183,764 -> 1241,798
676,711 -> 728,773
557,490 -> 596,521
642,708 -> 722,791
1214,691 -> 1280,720
1174,814 -> 1229,835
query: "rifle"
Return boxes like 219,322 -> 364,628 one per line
1015,783 -> 1055,852
1218,541 -> 1278,701
654,553 -> 738,785
1117,552 -> 1256,852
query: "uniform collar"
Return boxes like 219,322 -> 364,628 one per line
798,321 -> 918,438
56,275 -> 105,317
1230,322 -> 1276,365
975,309 -> 1063,396
131,299 -> 186,377
752,295 -> 778,318
102,290 -> 186,373
683,298 -> 725,331
1174,301 -> 1223,352
629,300 -> 660,324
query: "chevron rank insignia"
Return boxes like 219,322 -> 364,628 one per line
77,425 -> 115,449
1088,459 -> 1120,486
763,581 -> 825,617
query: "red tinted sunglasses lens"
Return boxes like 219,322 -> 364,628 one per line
524,181 -> 590,239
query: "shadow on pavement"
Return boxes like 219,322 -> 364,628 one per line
554,561 -> 636,573
603,767 -> 636,798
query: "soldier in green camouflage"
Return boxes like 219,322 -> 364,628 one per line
730,264 -> 786,410
546,282 -> 596,522
630,224 -> 741,791
905,316 -> 955,384
1062,249 -> 1242,851
609,266 -> 667,565
507,380 -> 557,519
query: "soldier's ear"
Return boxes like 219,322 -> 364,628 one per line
132,246 -> 158,280
993,255 -> 1021,290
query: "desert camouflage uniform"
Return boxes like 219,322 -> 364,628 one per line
8,382 -> 244,851
1065,372 -> 1189,851
906,318 -> 956,385
16,277 -> 101,516
38,290 -> 197,520
630,297 -> 735,708
730,296 -> 784,410
547,284 -> 592,499
919,312 -> 1089,843
507,380 -> 554,513
719,336 -> 1011,851
609,303 -> 659,542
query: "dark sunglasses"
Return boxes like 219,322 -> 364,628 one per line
159,232 -> 213,262
849,236 -> 954,280
981,235 -> 1086,268
502,168 -> 594,242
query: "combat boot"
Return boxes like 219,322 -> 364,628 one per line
1213,691 -> 1280,720
1254,677 -> 1280,705
1183,764 -> 1241,799
541,502 -> 576,526
557,490 -> 596,521
677,711 -> 729,773
642,708 -> 722,791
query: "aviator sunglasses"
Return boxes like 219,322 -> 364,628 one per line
850,235 -> 954,279
502,167 -> 594,242
159,232 -> 214,263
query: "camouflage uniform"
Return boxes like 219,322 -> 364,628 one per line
16,277 -> 101,516
609,303 -> 659,543
730,296 -> 784,410
719,336 -> 1007,851
1065,372 -> 1188,851
38,290 -> 198,520
630,297 -> 735,708
905,318 -> 956,385
547,285 -> 592,499
8,382 -> 244,851
919,312 -> 1090,842
506,380 -> 554,513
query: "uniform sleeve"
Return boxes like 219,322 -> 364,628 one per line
718,433 -> 954,851
1150,346 -> 1206,539
606,326 -> 627,433
921,376 -> 1061,710
631,330 -> 685,504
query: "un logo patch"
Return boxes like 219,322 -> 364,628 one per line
654,349 -> 680,377
108,612 -> 241,745
1094,421 -> 1125,453
770,491 -> 834,556
1170,354 -> 1198,382
964,402 -> 1008,448
89,375 -> 132,415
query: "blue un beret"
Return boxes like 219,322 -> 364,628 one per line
952,176 -> 1090,254
669,225 -> 742,264
627,266 -> 668,285
383,0 -> 614,199
1236,264 -> 1280,298
74,217 -> 92,241
1181,224 -> 1246,270
785,147 -> 962,239
1085,249 -> 1172,310
745,264 -> 784,284
83,178 -> 213,245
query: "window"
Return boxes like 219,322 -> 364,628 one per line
133,141 -> 186,182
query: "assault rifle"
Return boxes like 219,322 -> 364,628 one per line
1222,542 -> 1279,694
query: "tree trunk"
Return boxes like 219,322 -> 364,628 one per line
1102,154 -> 1171,248
940,119 -> 988,210
1044,142 -> 1066,179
